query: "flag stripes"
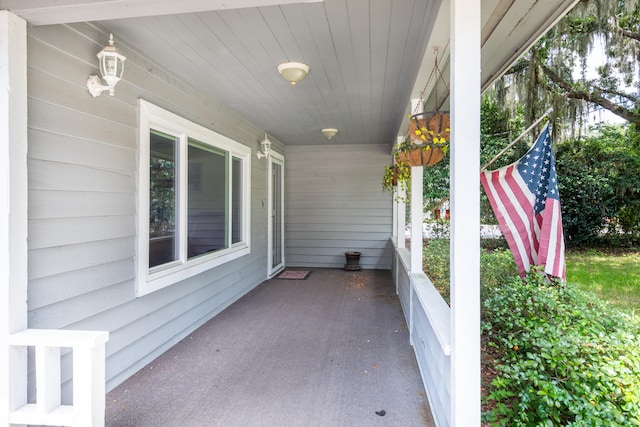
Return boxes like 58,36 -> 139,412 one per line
480,124 -> 565,280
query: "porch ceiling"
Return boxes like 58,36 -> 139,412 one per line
1,0 -> 578,147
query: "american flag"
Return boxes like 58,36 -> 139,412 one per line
480,123 -> 566,280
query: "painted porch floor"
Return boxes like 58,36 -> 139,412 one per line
105,269 -> 434,427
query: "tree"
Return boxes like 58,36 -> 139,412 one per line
492,0 -> 640,133
425,98 -> 640,248
422,96 -> 526,222
556,124 -> 640,246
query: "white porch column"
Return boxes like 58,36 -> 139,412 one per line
410,166 -> 423,274
396,188 -> 406,248
0,10 -> 29,426
450,0 -> 481,425
395,137 -> 406,248
409,99 -> 424,274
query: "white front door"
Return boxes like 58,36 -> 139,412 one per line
267,152 -> 285,277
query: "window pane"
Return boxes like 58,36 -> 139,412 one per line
188,140 -> 227,258
149,130 -> 178,268
231,157 -> 243,244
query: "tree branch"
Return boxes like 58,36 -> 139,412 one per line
617,26 -> 640,43
540,63 -> 640,124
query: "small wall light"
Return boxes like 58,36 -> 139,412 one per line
87,34 -> 126,97
256,134 -> 272,159
321,128 -> 338,140
277,62 -> 310,85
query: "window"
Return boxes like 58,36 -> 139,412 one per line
137,100 -> 251,295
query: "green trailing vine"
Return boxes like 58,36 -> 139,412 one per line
382,162 -> 410,201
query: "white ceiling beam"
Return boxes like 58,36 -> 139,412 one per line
0,0 -> 322,26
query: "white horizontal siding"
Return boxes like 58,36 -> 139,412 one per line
28,260 -> 134,310
28,237 -> 135,281
28,129 -> 136,173
285,144 -> 392,269
29,216 -> 135,249
29,190 -> 135,219
26,22 -> 279,400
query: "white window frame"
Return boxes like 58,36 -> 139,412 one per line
136,99 -> 251,296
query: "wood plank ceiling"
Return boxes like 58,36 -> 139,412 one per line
1,0 -> 579,147
99,0 -> 438,146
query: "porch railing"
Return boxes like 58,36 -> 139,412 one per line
8,328 -> 109,427
392,241 -> 451,427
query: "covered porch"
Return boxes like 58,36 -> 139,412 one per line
105,268 -> 434,426
0,0 -> 579,426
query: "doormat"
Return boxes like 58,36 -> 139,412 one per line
277,270 -> 311,280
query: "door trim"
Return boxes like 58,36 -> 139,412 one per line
267,151 -> 285,277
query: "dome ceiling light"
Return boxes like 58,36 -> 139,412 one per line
277,61 -> 310,85
321,128 -> 338,140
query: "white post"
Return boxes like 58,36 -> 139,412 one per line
395,136 -> 406,250
73,344 -> 107,426
409,99 -> 424,275
0,10 -> 29,427
410,166 -> 423,274
410,98 -> 425,117
450,0 -> 481,425
397,190 -> 406,248
35,346 -> 61,414
409,165 -> 423,347
392,189 -> 398,241
395,166 -> 406,295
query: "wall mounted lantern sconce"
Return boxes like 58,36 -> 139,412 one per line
256,134 -> 272,159
321,128 -> 338,140
87,34 -> 126,97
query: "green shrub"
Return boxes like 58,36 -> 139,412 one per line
482,270 -> 640,426
481,237 -> 509,252
423,239 -> 518,303
480,247 -> 519,289
423,238 -> 451,302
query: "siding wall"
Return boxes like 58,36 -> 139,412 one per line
285,144 -> 393,270
26,23 -> 283,397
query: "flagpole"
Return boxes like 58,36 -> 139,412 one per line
481,107 -> 553,172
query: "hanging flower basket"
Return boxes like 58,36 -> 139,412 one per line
408,112 -> 450,145
382,162 -> 410,192
395,145 -> 445,167
394,112 -> 450,167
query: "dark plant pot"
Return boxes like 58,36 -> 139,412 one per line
344,251 -> 361,271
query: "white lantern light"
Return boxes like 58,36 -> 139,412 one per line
256,134 -> 272,159
87,34 -> 126,97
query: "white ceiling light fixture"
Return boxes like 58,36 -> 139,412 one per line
321,128 -> 338,140
256,134 -> 271,159
87,34 -> 126,97
277,61 -> 310,85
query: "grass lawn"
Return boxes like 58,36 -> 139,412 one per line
566,249 -> 640,313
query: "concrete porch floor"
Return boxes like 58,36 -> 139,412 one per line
105,269 -> 434,426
